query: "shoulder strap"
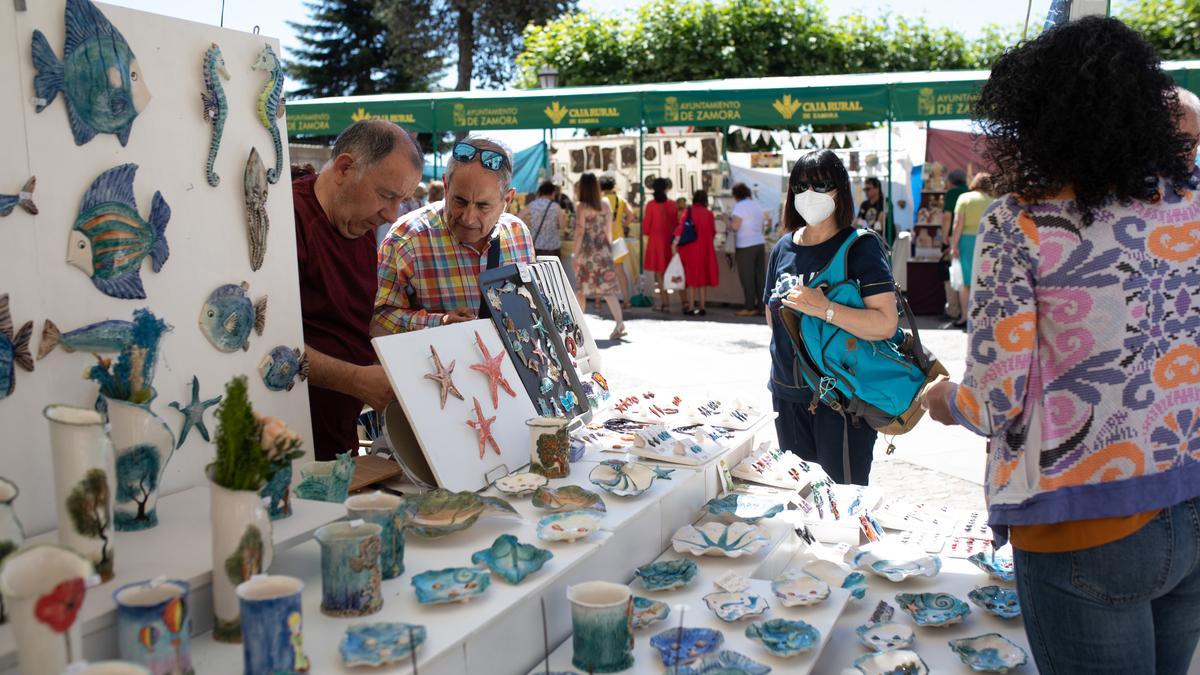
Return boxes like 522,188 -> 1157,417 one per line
532,201 -> 553,243
816,228 -> 865,287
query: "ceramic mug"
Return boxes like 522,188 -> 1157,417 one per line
567,581 -> 634,673
235,575 -> 310,675
313,521 -> 383,617
528,416 -> 570,479
344,492 -> 407,580
112,578 -> 193,675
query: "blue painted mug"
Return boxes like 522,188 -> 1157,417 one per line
112,578 -> 193,675
344,492 -> 406,580
235,575 -> 310,675
314,521 -> 383,617
567,581 -> 634,673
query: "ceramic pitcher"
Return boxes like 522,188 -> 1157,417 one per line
0,476 -> 24,624
0,544 -> 94,675
259,461 -> 294,521
344,492 -> 407,579
113,578 -> 193,675
44,404 -> 116,582
105,396 -> 176,532
209,474 -> 274,643
567,581 -> 634,673
313,521 -> 383,617
235,575 -> 310,675
528,416 -> 570,478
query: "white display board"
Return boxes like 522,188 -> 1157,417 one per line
0,2 -> 311,535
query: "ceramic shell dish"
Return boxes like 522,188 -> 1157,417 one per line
855,621 -> 916,652
588,460 -> 668,497
672,522 -> 770,558
968,586 -> 1021,620
649,627 -> 725,667
703,591 -> 770,622
402,489 -> 518,538
847,542 -> 941,582
632,596 -> 670,629
411,567 -> 491,604
704,494 -> 785,524
948,633 -> 1029,673
967,552 -> 1016,583
854,649 -> 930,675
531,485 -> 606,513
895,592 -> 971,627
744,619 -> 821,657
470,534 -> 553,584
491,472 -> 548,497
675,650 -> 772,675
771,572 -> 831,607
635,558 -> 698,591
536,509 -> 603,543
339,623 -> 427,667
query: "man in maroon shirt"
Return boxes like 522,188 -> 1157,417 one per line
294,120 -> 423,460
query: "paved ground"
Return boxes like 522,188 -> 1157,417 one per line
582,298 -> 988,513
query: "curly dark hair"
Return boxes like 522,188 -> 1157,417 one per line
974,16 -> 1195,226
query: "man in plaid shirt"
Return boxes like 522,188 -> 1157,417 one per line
373,135 -> 535,334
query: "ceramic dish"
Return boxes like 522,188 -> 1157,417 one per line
702,591 -> 771,622
895,592 -> 971,627
847,542 -> 941,582
649,627 -> 725,667
470,534 -> 553,584
842,572 -> 869,600
744,619 -> 820,657
588,459 -> 671,497
771,572 -> 831,607
635,559 -> 699,591
855,621 -> 915,652
535,509 -> 603,543
967,552 -> 1016,583
632,596 -> 670,629
704,494 -> 785,524
968,586 -> 1021,620
531,485 -> 606,513
339,622 -> 426,667
948,633 -> 1029,673
671,522 -> 770,558
675,650 -> 772,675
402,489 -> 518,538
411,567 -> 491,604
491,471 -> 548,497
853,649 -> 930,675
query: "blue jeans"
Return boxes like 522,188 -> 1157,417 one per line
1014,496 -> 1200,674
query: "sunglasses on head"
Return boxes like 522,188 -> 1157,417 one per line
792,180 -> 837,194
453,142 -> 509,172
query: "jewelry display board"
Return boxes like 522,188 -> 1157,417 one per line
528,257 -> 602,378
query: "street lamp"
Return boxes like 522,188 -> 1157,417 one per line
538,66 -> 559,89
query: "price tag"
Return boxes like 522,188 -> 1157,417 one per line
349,518 -> 365,528
714,571 -> 749,593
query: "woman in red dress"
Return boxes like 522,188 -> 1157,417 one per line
641,178 -> 678,311
675,190 -> 720,315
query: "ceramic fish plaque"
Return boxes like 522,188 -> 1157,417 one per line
259,346 -> 308,392
244,148 -> 270,271
68,164 -> 170,299
202,44 -> 230,187
0,294 -> 33,400
200,282 -> 267,352
38,317 -> 133,359
31,0 -> 150,146
251,45 -> 285,184
0,177 -> 37,217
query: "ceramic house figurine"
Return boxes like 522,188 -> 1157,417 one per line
44,404 -> 116,581
0,476 -> 24,624
0,544 -> 94,675
113,578 -> 194,674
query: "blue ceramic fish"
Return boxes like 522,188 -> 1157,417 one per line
0,177 -> 37,217
31,0 -> 150,146
259,345 -> 309,392
67,164 -> 170,299
200,282 -> 267,353
38,317 -> 133,359
0,294 -> 33,400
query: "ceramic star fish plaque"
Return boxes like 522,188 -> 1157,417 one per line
423,345 -> 463,409
469,330 -> 516,409
168,375 -> 221,448
466,396 -> 501,459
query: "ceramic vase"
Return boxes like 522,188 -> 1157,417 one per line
567,581 -> 634,673
113,579 -> 193,675
0,544 -> 94,675
0,476 -> 25,625
236,575 -> 310,675
528,416 -> 570,478
313,521 -> 383,617
344,492 -> 407,579
209,475 -> 274,643
259,461 -> 294,521
44,404 -> 116,582
105,396 -> 176,533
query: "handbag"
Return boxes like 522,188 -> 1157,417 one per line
611,236 -> 629,259
678,206 -> 698,246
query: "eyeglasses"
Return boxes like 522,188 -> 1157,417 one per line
453,142 -> 509,172
792,180 -> 836,194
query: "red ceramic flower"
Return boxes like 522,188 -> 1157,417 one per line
35,577 -> 86,633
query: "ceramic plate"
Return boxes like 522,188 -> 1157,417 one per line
853,649 -> 930,675
771,572 -> 831,607
855,621 -> 915,652
704,494 -> 785,524
675,650 -> 772,675
411,567 -> 491,604
967,552 -> 1016,583
744,619 -> 820,657
402,489 -> 519,538
842,572 -> 869,600
632,596 -> 670,629
847,542 -> 941,582
949,633 -> 1029,673
531,484 -> 606,513
535,509 -> 603,543
339,622 -> 426,667
635,559 -> 699,591
491,471 -> 548,497
895,592 -> 970,627
470,534 -> 553,584
703,591 -> 770,622
671,522 -> 770,558
968,586 -> 1021,620
588,459 -> 668,497
649,626 -> 725,667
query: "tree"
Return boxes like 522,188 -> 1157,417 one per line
66,469 -> 113,580
1117,0 -> 1200,60
115,444 -> 161,527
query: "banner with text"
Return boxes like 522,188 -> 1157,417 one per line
643,87 -> 888,127
891,80 -> 985,122
433,93 -> 642,131
286,100 -> 435,135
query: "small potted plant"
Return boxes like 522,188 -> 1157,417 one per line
259,416 -> 305,520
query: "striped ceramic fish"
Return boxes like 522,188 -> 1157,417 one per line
0,294 -> 33,400
67,164 -> 170,299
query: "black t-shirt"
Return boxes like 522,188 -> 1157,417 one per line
763,228 -> 895,402
858,199 -> 885,233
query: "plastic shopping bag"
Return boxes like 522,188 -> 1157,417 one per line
664,253 -> 686,291
949,258 -> 964,291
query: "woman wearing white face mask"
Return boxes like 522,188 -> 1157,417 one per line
764,150 -> 900,484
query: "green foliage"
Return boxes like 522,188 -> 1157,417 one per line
210,377 -> 270,491
1117,0 -> 1200,60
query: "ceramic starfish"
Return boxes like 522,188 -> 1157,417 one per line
466,396 -> 501,458
469,331 -> 516,409
423,345 -> 464,409
168,376 -> 222,449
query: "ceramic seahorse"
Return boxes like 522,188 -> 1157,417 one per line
201,44 -> 230,187
252,44 -> 285,184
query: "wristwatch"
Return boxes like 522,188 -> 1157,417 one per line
825,303 -> 836,323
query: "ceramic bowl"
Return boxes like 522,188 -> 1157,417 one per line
704,494 -> 785,524
470,534 -> 553,584
847,542 -> 941,582
967,552 -> 1016,583
491,472 -> 548,497
842,572 -> 869,600
675,650 -> 772,675
588,459 -> 668,497
531,485 -> 607,513
771,572 -> 831,607
535,509 -> 603,543
632,596 -> 670,629
649,626 -> 725,667
671,522 -> 770,558
855,621 -> 915,652
968,586 -> 1021,620
744,619 -> 820,657
895,592 -> 971,627
853,649 -> 930,675
635,559 -> 699,591
702,591 -> 771,622
402,489 -> 518,538
339,622 -> 426,667
410,567 -> 491,604
949,633 -> 1029,673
